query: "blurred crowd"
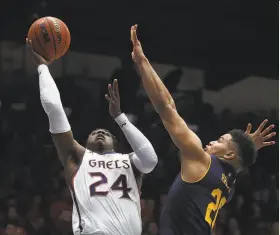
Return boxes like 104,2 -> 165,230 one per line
0,67 -> 278,235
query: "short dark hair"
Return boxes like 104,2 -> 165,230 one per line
229,129 -> 257,168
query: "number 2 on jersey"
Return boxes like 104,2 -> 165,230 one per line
89,172 -> 131,199
205,188 -> 227,228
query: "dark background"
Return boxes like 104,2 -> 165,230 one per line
1,0 -> 278,89
0,1 -> 278,235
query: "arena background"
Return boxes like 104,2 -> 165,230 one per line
0,1 -> 278,235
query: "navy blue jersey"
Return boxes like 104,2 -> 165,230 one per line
160,155 -> 236,235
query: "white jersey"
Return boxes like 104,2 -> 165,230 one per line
71,150 -> 142,235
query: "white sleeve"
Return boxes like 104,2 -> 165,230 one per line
115,113 -> 158,174
38,64 -> 71,134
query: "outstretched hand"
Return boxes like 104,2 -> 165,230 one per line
131,25 -> 146,64
105,79 -> 122,119
245,119 -> 276,150
26,38 -> 51,66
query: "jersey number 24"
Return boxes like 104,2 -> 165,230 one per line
205,188 -> 227,229
89,172 -> 132,199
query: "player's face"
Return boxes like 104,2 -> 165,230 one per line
87,129 -> 115,151
205,134 -> 235,158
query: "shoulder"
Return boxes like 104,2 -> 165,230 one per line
181,152 -> 211,183
74,140 -> 86,159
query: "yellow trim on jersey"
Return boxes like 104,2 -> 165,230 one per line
181,154 -> 212,183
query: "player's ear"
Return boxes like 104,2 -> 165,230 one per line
224,150 -> 236,160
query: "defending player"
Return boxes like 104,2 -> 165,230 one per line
130,25 -> 276,235
26,39 -> 158,235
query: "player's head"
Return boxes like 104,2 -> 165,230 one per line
205,129 -> 257,171
86,128 -> 117,153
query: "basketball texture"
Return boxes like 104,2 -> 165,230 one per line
27,17 -> 71,61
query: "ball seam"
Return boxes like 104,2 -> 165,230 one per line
45,17 -> 57,59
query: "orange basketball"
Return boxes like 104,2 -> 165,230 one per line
27,16 -> 71,61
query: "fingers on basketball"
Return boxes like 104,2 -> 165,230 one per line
26,38 -> 33,50
26,38 -> 41,58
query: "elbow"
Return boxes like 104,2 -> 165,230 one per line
143,154 -> 158,174
140,159 -> 157,174
40,89 -> 61,107
157,103 -> 177,122
135,145 -> 158,174
155,99 -> 175,114
41,95 -> 63,115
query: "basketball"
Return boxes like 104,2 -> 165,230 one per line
27,16 -> 71,61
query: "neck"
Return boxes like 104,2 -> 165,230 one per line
95,149 -> 115,154
87,144 -> 114,154
220,158 -> 241,173
86,142 -> 115,154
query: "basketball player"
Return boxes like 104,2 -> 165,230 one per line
130,25 -> 276,235
26,39 -> 158,235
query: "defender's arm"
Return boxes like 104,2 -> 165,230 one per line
38,65 -> 85,166
131,25 -> 208,165
136,59 -> 207,161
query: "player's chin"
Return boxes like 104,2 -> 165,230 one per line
205,148 -> 219,156
87,139 -> 103,147
96,139 -> 107,145
204,146 -> 212,153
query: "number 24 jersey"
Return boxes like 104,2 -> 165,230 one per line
71,150 -> 141,235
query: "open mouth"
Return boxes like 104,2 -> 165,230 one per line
204,145 -> 210,151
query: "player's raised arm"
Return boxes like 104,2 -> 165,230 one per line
105,79 -> 158,173
130,26 -> 208,164
26,39 -> 85,167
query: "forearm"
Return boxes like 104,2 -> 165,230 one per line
137,58 -> 176,114
38,64 -> 71,133
115,113 -> 158,173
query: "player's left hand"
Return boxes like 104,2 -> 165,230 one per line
245,119 -> 276,150
105,79 -> 122,119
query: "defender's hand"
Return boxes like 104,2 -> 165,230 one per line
105,79 -> 122,119
245,119 -> 276,150
26,38 -> 51,66
131,25 -> 146,64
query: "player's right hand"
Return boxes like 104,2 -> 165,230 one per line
26,38 -> 51,66
131,25 -> 146,64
